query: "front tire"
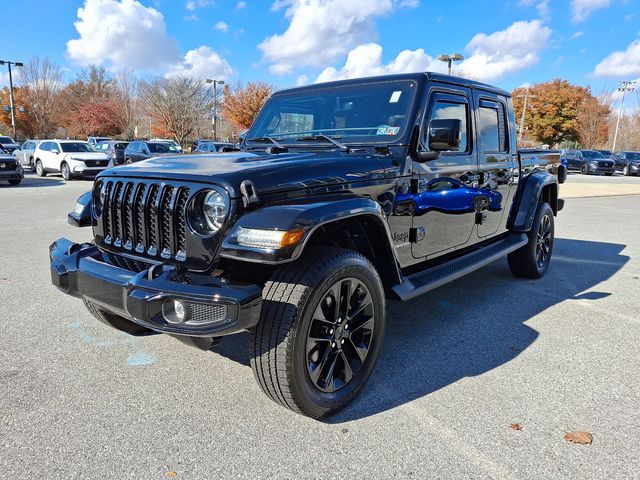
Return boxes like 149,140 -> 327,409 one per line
508,202 -> 554,279
35,160 -> 46,177
250,247 -> 386,418
623,165 -> 630,176
580,163 -> 589,175
8,179 -> 21,186
61,162 -> 73,181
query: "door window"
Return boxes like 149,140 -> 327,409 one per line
478,100 -> 507,153
428,100 -> 469,152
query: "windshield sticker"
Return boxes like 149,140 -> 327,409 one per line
377,126 -> 400,136
389,91 -> 402,103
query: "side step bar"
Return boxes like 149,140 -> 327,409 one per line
391,234 -> 528,302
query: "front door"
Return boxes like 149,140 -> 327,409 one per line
473,93 -> 516,238
409,87 -> 479,260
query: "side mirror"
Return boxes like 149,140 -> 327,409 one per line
428,119 -> 462,152
51,148 -> 59,154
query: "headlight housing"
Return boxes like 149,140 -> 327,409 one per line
92,181 -> 104,218
188,189 -> 228,236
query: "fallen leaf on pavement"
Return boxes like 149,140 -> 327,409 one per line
510,423 -> 522,430
564,432 -> 593,444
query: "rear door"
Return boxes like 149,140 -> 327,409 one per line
473,92 -> 516,238
410,86 -> 479,260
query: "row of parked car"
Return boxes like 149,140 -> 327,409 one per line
0,135 -> 238,184
561,149 -> 640,176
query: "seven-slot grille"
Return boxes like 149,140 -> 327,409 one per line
98,179 -> 190,261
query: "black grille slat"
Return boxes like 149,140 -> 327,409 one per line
99,180 -> 192,263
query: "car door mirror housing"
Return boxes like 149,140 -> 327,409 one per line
428,119 -> 462,152
51,148 -> 59,154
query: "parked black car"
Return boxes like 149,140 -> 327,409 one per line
0,148 -> 24,185
561,149 -> 615,175
0,135 -> 20,153
51,72 -> 563,418
612,151 -> 640,176
96,140 -> 130,166
123,140 -> 182,164
193,141 -> 237,153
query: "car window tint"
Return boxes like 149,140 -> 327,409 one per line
478,104 -> 502,152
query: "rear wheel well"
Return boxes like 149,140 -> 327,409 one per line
304,215 -> 401,288
540,183 -> 558,215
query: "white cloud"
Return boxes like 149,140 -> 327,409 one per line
259,0 -> 417,75
315,43 -> 439,83
571,0 -> 611,22
166,45 -> 234,80
235,1 -> 247,11
296,74 -> 309,86
314,20 -> 551,84
593,39 -> 640,77
572,31 -> 583,38
518,0 -> 549,17
214,20 -> 229,32
67,0 -> 180,70
186,0 -> 213,11
458,20 -> 551,81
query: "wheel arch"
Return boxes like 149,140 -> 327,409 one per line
508,171 -> 559,233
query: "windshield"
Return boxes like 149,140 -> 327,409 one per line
148,142 -> 180,153
246,80 -> 417,146
582,150 -> 604,159
61,142 -> 97,153
625,152 -> 640,160
0,136 -> 15,143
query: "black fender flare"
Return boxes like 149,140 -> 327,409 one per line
509,171 -> 558,232
220,195 -> 401,281
67,191 -> 93,227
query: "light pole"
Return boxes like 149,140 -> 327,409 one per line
0,59 -> 24,140
516,88 -> 535,144
206,79 -> 225,141
612,80 -> 636,152
437,54 -> 464,75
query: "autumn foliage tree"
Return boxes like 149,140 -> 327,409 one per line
575,94 -> 611,149
221,81 -> 275,129
513,79 -> 593,146
0,86 -> 35,138
69,100 -> 121,137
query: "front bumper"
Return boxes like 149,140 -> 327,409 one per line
0,169 -> 24,181
586,164 -> 615,174
49,238 -> 262,337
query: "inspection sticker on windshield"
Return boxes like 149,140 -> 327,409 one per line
389,91 -> 402,103
377,126 -> 400,136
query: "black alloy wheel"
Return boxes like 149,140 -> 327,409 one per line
306,277 -> 375,393
535,212 -> 552,270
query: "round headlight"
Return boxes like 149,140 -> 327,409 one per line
203,191 -> 226,232
188,189 -> 228,236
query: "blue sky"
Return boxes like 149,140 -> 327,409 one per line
1,0 -> 639,107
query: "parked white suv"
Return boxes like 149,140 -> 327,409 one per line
34,140 -> 111,180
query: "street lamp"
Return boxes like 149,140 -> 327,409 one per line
205,78 -> 225,141
516,88 -> 535,144
0,59 -> 24,140
612,80 -> 636,152
437,54 -> 464,75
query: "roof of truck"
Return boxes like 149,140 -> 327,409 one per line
277,72 -> 511,97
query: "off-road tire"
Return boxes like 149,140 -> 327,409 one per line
508,202 -> 554,279
249,247 -> 386,419
36,160 -> 46,177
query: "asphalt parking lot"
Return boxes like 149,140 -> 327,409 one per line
1,172 -> 639,479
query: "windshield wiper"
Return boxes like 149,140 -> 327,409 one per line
247,136 -> 286,149
296,134 -> 349,152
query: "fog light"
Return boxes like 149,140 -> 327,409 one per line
162,299 -> 189,324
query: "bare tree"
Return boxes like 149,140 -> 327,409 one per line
576,90 -> 611,149
140,76 -> 214,145
19,57 -> 63,138
115,71 -> 139,139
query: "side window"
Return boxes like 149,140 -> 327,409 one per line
478,100 -> 507,153
428,98 -> 469,152
40,142 -> 50,151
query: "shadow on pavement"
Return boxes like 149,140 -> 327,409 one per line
0,175 -> 65,188
210,238 -> 629,422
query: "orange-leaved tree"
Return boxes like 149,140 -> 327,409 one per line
221,81 -> 275,130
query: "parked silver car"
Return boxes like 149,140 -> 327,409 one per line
14,140 -> 42,171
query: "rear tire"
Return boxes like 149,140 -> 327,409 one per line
125,158 -> 132,165
508,202 -> 554,279
29,158 -> 36,172
8,179 -> 21,186
36,160 -> 46,177
250,247 -> 386,419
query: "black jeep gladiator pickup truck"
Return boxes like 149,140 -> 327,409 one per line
50,73 -> 562,418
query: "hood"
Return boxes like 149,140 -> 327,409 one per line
100,150 -> 390,198
64,152 -> 110,160
0,142 -> 19,148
